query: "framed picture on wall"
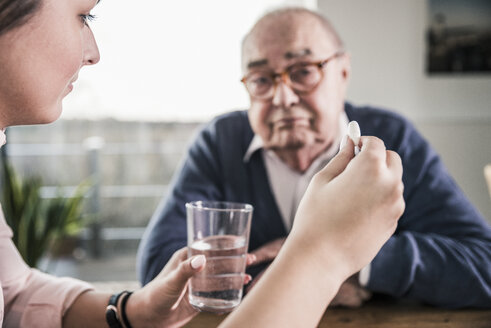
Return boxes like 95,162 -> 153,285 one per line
426,0 -> 491,74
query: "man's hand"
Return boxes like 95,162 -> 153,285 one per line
246,238 -> 285,292
330,274 -> 372,308
250,238 -> 286,265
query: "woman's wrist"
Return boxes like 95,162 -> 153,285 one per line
119,291 -> 133,328
63,291 -> 112,328
285,229 -> 353,283
124,289 -> 153,328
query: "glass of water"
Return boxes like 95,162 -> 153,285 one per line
186,201 -> 253,313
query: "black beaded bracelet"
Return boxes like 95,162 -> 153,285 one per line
105,291 -> 126,328
120,291 -> 134,328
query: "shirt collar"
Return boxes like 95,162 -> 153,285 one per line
243,134 -> 263,162
0,129 -> 6,148
243,111 -> 349,164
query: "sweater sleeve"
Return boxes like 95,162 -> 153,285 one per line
1,209 -> 93,328
137,122 -> 225,285
366,117 -> 491,308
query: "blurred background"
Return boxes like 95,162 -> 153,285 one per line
2,0 -> 490,286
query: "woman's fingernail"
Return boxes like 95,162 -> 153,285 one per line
191,255 -> 206,269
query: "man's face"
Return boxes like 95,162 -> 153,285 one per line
242,14 -> 350,152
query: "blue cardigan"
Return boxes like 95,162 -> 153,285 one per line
137,103 -> 491,308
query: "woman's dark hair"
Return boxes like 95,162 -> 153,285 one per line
0,0 -> 41,36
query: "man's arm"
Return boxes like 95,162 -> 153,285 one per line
368,119 -> 491,308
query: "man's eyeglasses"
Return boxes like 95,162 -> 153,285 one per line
241,52 -> 344,100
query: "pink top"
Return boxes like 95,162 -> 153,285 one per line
0,185 -> 93,326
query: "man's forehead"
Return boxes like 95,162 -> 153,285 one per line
242,16 -> 336,71
285,48 -> 312,59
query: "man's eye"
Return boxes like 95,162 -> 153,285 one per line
80,14 -> 97,26
293,67 -> 313,76
290,65 -> 318,84
251,76 -> 271,85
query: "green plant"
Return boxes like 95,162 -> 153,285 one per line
1,155 -> 90,267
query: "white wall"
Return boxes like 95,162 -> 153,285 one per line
319,0 -> 491,221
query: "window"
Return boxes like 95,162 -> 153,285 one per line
63,0 -> 316,122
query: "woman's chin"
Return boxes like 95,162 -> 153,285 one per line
23,105 -> 63,126
42,103 -> 64,124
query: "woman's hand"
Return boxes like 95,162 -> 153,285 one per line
291,136 -> 405,279
126,248 -> 255,328
219,136 -> 404,328
126,248 -> 204,328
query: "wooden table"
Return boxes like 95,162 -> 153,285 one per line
185,297 -> 491,328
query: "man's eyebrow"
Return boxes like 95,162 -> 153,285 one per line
246,49 -> 312,69
247,59 -> 268,69
284,49 -> 312,59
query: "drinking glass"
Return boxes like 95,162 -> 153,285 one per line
186,201 -> 253,313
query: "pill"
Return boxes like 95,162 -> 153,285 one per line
347,121 -> 361,155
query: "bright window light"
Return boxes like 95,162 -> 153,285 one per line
62,0 -> 316,122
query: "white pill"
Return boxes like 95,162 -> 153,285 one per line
347,121 -> 361,155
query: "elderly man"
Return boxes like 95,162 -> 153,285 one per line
137,7 -> 491,308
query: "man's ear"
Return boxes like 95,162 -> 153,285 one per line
340,52 -> 351,82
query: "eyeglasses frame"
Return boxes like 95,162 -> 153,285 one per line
241,51 -> 345,100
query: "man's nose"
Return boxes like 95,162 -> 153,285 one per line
272,80 -> 300,108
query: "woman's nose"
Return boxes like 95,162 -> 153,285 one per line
83,27 -> 100,66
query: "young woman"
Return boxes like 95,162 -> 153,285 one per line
0,0 -> 405,327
